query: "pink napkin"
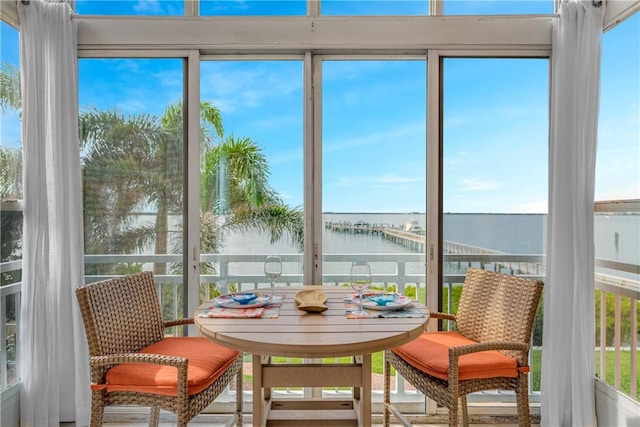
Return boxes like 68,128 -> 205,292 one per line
204,307 -> 267,318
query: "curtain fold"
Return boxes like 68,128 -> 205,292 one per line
18,1 -> 90,426
542,1 -> 605,426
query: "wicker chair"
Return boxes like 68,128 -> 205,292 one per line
384,268 -> 543,427
75,271 -> 243,427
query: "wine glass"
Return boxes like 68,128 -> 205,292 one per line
264,255 -> 282,295
350,261 -> 372,317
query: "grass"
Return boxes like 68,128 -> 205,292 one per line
243,349 -> 639,399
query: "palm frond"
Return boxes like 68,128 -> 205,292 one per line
0,62 -> 21,114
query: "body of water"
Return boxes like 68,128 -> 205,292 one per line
222,212 -> 639,279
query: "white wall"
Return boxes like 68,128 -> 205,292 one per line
595,379 -> 640,426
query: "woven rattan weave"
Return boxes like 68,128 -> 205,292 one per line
76,271 -> 243,427
383,268 -> 543,427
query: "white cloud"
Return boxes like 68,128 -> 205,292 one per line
134,0 -> 161,13
324,121 -> 424,154
460,178 -> 502,191
511,199 -> 548,214
201,64 -> 301,113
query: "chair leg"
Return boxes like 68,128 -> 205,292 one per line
460,395 -> 469,427
516,374 -> 532,427
148,406 -> 160,427
236,361 -> 244,427
90,392 -> 105,427
383,355 -> 391,427
448,396 -> 458,427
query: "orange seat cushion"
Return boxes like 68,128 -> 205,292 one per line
392,331 -> 520,381
102,337 -> 240,396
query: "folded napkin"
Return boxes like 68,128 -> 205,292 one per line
295,289 -> 328,313
198,294 -> 285,319
203,307 -> 267,318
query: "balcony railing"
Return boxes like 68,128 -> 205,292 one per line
2,253 -> 638,406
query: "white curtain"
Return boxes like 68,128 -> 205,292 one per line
18,1 -> 90,426
542,1 -> 605,426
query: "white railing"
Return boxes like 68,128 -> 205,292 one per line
0,260 -> 21,392
595,258 -> 639,401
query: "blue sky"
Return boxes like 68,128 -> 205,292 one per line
1,2 -> 638,214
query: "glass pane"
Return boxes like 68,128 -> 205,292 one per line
200,0 -> 306,16
76,0 -> 184,15
442,58 -> 549,391
596,13 -> 640,202
594,11 -> 640,350
445,0 -> 554,15
322,0 -> 428,15
199,60 -> 304,298
0,21 -> 22,391
322,60 -> 427,297
79,59 -> 184,321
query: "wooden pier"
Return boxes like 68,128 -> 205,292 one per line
380,228 -> 426,251
325,220 -> 543,276
324,220 -> 387,234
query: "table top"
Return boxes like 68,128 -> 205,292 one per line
194,286 -> 430,358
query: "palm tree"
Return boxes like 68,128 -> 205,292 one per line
79,109 -> 166,274
0,62 -> 23,287
3,59 -> 304,282
80,101 -> 304,278
0,62 -> 21,113
0,62 -> 23,199
79,101 -> 223,275
197,135 -> 304,274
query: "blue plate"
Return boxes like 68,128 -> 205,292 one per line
362,294 -> 412,311
366,293 -> 398,306
229,293 -> 259,305
214,294 -> 272,309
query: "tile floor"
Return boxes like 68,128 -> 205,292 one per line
91,414 -> 533,427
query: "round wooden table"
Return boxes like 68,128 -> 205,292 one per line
194,286 -> 429,427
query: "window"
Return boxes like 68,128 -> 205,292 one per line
0,20 -> 22,391
200,0 -> 306,16
79,58 -> 185,320
199,59 -> 304,295
442,57 -> 549,392
594,12 -> 639,401
444,0 -> 554,15
596,12 -> 639,203
75,0 -> 185,16
321,0 -> 428,16
321,59 -> 427,294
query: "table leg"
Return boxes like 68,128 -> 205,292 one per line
361,354 -> 372,426
252,354 -> 268,427
353,354 -> 372,427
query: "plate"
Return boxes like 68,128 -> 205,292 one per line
214,293 -> 272,309
229,293 -> 259,304
361,294 -> 413,311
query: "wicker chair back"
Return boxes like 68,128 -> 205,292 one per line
455,268 -> 543,360
76,271 -> 165,357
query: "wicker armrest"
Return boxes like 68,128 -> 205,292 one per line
429,311 -> 456,321
90,352 -> 188,369
90,352 -> 190,396
165,318 -> 194,328
448,341 -> 530,366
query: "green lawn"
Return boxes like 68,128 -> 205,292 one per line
245,349 -> 639,398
